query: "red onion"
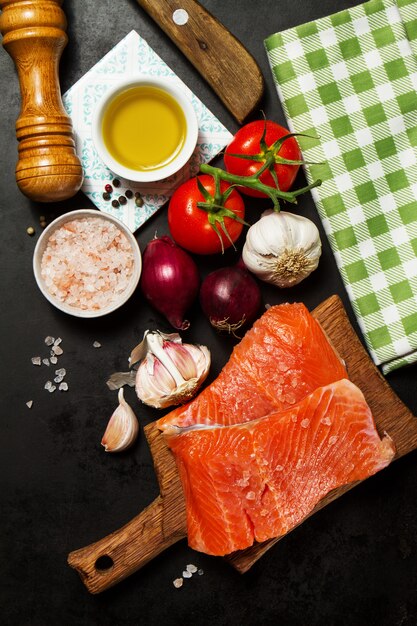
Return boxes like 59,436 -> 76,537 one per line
200,266 -> 262,335
141,236 -> 199,330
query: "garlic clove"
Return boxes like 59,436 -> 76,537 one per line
101,388 -> 139,453
135,331 -> 211,409
129,330 -> 181,368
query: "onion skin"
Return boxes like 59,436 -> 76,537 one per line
140,236 -> 199,330
200,267 -> 262,334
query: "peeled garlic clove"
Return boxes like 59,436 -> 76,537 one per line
135,331 -> 211,409
101,388 -> 139,453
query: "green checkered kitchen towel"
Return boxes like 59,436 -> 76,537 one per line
265,0 -> 417,374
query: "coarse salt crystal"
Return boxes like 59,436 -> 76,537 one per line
197,569 -> 204,576
44,381 -> 52,390
45,336 -> 55,346
186,564 -> 197,574
50,356 -> 58,364
54,375 -> 64,383
40,217 -> 135,311
173,578 -> 183,588
182,571 -> 192,579
42,358 -> 50,366
48,385 -> 57,393
246,491 -> 256,500
54,338 -> 62,346
301,418 -> 310,428
26,400 -> 33,409
52,345 -> 63,355
93,341 -> 101,348
31,356 -> 41,366
55,368 -> 66,377
59,382 -> 68,391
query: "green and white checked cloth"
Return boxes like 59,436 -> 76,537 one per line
265,0 -> 417,374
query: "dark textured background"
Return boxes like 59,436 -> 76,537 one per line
1,1 -> 417,624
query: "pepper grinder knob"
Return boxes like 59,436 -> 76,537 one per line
0,0 -> 83,202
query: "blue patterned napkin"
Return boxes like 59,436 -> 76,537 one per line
63,31 -> 232,232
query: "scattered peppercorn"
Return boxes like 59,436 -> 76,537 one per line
125,189 -> 133,199
105,184 -> 113,193
27,226 -> 35,236
112,199 -> 120,208
135,196 -> 144,207
112,178 -> 121,187
102,192 -> 111,201
119,195 -> 127,205
135,191 -> 141,199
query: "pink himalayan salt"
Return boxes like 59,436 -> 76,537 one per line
41,217 -> 134,311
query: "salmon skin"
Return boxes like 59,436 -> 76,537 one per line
167,380 -> 395,556
157,303 -> 348,434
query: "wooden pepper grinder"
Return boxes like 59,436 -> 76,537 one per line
0,0 -> 83,202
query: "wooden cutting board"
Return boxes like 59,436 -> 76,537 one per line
68,295 -> 417,593
135,0 -> 264,124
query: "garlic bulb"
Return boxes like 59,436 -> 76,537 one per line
242,210 -> 321,288
101,388 -> 139,453
134,331 -> 211,409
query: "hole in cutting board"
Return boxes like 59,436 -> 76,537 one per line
172,9 -> 189,25
95,555 -> 114,571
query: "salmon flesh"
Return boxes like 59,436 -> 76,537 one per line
157,303 -> 348,434
167,380 -> 395,556
157,303 -> 395,556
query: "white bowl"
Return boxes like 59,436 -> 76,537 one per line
33,210 -> 141,318
92,75 -> 199,183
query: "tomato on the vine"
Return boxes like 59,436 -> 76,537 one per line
224,120 -> 302,198
168,175 -> 245,255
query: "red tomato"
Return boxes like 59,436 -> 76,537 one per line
168,175 -> 245,255
224,120 -> 301,198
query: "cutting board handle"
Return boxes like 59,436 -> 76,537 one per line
68,495 -> 186,594
136,0 -> 264,124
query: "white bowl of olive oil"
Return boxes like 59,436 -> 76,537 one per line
92,76 -> 199,183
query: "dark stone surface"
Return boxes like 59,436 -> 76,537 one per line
1,1 -> 416,624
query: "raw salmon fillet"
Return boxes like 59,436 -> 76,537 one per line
157,303 -> 347,434
167,380 -> 395,556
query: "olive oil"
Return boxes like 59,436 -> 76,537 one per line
102,86 -> 187,172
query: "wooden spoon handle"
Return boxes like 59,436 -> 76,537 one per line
135,0 -> 264,124
0,0 -> 83,202
68,495 -> 187,594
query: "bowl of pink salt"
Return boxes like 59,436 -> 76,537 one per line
33,210 -> 141,317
